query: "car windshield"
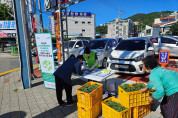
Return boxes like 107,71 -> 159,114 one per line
115,40 -> 145,51
86,40 -> 107,49
64,41 -> 76,48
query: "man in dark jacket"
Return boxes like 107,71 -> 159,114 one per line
53,55 -> 83,107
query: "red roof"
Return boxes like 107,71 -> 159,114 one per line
160,16 -> 175,20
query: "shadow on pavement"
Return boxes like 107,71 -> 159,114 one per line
0,111 -> 27,118
117,73 -> 150,83
31,81 -> 44,88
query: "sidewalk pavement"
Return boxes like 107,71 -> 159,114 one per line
0,69 -> 164,118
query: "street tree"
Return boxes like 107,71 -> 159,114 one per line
96,26 -> 107,35
170,21 -> 178,35
0,3 -> 14,52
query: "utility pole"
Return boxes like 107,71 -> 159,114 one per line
38,0 -> 44,32
118,8 -> 125,38
13,0 -> 32,88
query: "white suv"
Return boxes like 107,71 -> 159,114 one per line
107,37 -> 154,74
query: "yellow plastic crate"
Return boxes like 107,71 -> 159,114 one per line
77,100 -> 102,118
133,104 -> 151,118
118,84 -> 150,108
76,81 -> 103,108
102,97 -> 131,118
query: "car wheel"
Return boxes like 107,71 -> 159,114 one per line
70,55 -> 75,58
102,58 -> 108,68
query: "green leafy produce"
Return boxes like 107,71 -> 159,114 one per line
79,84 -> 100,93
120,83 -> 146,92
106,101 -> 127,112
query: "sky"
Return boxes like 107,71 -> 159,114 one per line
35,0 -> 178,29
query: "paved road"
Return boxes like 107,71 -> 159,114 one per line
0,56 -> 37,73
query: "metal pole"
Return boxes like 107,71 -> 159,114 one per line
59,6 -> 65,62
65,8 -> 69,58
38,0 -> 44,32
13,0 -> 32,88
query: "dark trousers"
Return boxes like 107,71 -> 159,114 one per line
55,76 -> 73,104
160,92 -> 178,118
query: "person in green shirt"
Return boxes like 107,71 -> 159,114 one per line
141,55 -> 178,118
83,47 -> 99,71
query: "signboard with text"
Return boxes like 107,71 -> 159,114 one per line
0,30 -> 17,38
159,50 -> 170,68
35,33 -> 56,89
0,21 -> 16,29
62,12 -> 92,17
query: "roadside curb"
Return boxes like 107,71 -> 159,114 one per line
0,64 -> 39,76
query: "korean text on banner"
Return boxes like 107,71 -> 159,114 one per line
35,33 -> 56,89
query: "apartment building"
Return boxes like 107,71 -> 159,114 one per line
107,18 -> 135,39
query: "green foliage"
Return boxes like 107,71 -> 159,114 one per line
165,31 -> 172,35
120,83 -> 146,92
43,29 -> 50,33
95,26 -> 107,34
126,11 -> 173,30
79,84 -> 100,93
13,88 -> 18,93
106,101 -> 127,112
0,3 -> 14,20
170,21 -> 178,35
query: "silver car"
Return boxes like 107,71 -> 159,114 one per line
64,40 -> 89,58
79,38 -> 118,68
150,36 -> 178,57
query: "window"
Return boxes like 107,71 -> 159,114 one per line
75,21 -> 78,24
86,40 -> 107,49
107,40 -> 113,47
88,22 -> 91,24
150,38 -> 158,43
112,40 -> 117,46
161,38 -> 176,44
116,31 -> 118,34
82,29 -> 85,32
115,40 -> 145,51
83,41 -> 88,46
82,21 -> 85,24
169,18 -> 174,21
76,41 -> 82,47
146,29 -> 151,34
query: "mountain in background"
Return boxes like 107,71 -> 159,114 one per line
126,11 -> 173,30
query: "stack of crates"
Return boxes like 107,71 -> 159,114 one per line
118,83 -> 151,118
76,82 -> 103,118
102,97 -> 131,118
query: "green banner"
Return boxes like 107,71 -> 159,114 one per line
35,33 -> 56,89
42,72 -> 55,89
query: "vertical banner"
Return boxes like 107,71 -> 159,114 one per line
35,33 -> 56,89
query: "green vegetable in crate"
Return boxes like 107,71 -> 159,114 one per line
80,84 -> 100,93
120,83 -> 146,92
106,101 -> 127,112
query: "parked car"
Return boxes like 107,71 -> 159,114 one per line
150,36 -> 178,57
79,38 -> 118,68
107,37 -> 155,74
64,40 -> 89,58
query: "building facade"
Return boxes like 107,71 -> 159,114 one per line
61,12 -> 95,39
107,18 -> 135,39
152,11 -> 178,35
